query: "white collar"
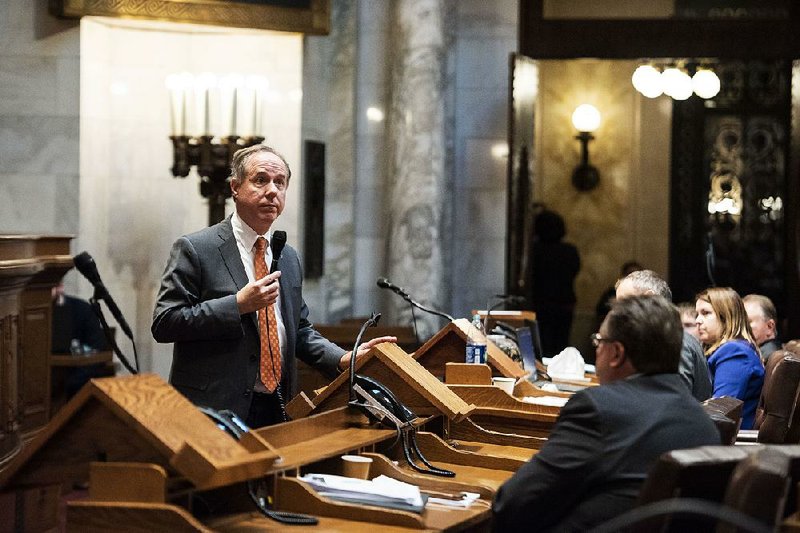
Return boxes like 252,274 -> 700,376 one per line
232,211 -> 272,250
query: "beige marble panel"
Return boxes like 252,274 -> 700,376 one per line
534,59 -> 671,349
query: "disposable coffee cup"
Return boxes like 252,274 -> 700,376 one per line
492,377 -> 516,395
341,454 -> 372,479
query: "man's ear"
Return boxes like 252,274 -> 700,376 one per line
609,342 -> 627,368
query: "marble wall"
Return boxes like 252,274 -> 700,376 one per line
0,2 -> 80,236
302,0 -> 518,338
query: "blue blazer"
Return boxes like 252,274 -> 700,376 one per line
152,216 -> 344,419
708,339 -> 764,429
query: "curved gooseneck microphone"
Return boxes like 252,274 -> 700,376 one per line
349,312 -> 381,403
376,277 -> 454,322
73,251 -> 138,374
347,313 -> 455,478
270,230 -> 287,273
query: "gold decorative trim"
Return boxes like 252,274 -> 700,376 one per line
49,0 -> 330,35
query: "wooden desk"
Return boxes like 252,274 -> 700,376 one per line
51,351 -> 113,367
0,236 -> 45,465
2,375 -> 500,531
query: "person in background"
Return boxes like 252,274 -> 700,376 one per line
615,270 -> 712,401
152,144 -> 394,428
743,294 -> 781,363
529,209 -> 580,357
492,295 -> 720,532
677,302 -> 700,341
594,260 -> 643,327
696,287 -> 764,429
51,281 -> 109,398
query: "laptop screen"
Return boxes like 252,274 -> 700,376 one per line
516,326 -> 537,380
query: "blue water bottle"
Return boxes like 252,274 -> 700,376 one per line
465,314 -> 487,364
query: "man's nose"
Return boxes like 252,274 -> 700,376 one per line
263,181 -> 278,196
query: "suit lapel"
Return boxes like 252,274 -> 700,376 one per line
217,218 -> 256,326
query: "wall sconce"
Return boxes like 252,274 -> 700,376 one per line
166,72 -> 268,226
571,104 -> 601,191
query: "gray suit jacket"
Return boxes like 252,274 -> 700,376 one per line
152,217 -> 344,419
680,331 -> 712,401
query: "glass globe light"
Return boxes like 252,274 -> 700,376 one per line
662,67 -> 692,100
631,65 -> 663,98
571,104 -> 601,132
692,69 -> 721,99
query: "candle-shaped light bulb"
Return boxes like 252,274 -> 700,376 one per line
231,87 -> 237,137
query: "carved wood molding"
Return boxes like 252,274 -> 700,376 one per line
50,0 -> 330,35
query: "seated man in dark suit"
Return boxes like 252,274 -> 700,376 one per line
492,295 -> 720,532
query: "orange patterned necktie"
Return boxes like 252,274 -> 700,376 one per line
254,236 -> 282,392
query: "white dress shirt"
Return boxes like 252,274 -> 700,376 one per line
231,211 -> 287,391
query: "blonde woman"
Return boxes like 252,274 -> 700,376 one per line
695,287 -> 764,429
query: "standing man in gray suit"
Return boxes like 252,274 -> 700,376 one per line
152,144 -> 395,428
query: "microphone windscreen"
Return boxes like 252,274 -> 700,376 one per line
271,230 -> 287,259
73,251 -> 102,285
376,278 -> 391,289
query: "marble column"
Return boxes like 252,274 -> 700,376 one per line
386,0 -> 451,340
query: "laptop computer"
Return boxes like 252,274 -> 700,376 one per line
519,322 -> 587,393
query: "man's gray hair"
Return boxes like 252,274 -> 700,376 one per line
743,294 -> 777,322
616,269 -> 672,301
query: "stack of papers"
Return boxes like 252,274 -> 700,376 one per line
521,395 -> 569,407
299,473 -> 426,513
427,491 -> 480,508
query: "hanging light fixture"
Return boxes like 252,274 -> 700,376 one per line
692,68 -> 721,99
632,61 -> 721,101
661,67 -> 693,100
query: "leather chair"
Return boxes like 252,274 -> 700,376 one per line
783,339 -> 800,355
594,446 -> 791,533
717,447 -> 790,533
702,397 -> 743,445
738,350 -> 800,444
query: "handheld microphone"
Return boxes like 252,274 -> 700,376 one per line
270,231 -> 287,273
73,252 -> 134,340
